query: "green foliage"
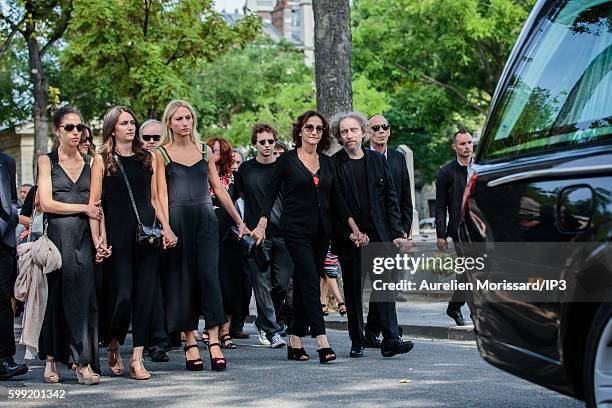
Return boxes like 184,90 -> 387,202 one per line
0,40 -> 30,128
193,38 -> 389,148
352,0 -> 535,182
62,0 -> 260,119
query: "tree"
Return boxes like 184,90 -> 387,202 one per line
352,0 -> 534,182
313,0 -> 353,124
190,38 -> 389,148
1,0 -> 74,159
62,0 -> 260,120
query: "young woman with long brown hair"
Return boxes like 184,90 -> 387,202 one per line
89,106 -> 175,380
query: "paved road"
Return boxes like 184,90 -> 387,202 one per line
0,329 -> 583,408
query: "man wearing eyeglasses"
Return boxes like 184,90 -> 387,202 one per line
364,115 -> 414,349
234,123 -> 292,349
139,119 -> 162,151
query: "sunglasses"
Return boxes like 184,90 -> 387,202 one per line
60,123 -> 86,132
258,139 -> 275,146
371,124 -> 390,132
142,134 -> 161,142
303,124 -> 324,135
80,136 -> 93,144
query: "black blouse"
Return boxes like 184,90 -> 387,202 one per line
260,149 -> 351,237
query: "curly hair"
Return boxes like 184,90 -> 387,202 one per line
251,123 -> 278,145
206,137 -> 233,177
291,110 -> 331,153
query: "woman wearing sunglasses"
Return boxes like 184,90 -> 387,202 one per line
89,106 -> 171,380
250,110 -> 367,364
155,100 -> 249,371
78,126 -> 96,156
37,106 -> 103,384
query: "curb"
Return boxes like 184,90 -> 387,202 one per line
247,315 -> 476,341
324,318 -> 476,341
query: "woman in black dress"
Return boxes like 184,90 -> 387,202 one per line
205,137 -> 243,349
155,100 -> 249,371
251,110 -> 366,364
89,106 -> 172,380
38,106 -> 103,384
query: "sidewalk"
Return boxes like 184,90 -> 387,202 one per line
323,302 -> 475,341
248,300 -> 475,341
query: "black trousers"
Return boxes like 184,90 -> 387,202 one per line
0,243 -> 16,359
148,273 -> 169,353
339,232 -> 400,346
448,270 -> 470,311
230,258 -> 252,333
283,232 -> 329,337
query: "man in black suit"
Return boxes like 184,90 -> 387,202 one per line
332,112 -> 414,359
363,115 -> 414,348
435,130 -> 474,326
0,151 -> 28,380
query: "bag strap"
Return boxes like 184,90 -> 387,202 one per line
113,154 -> 142,226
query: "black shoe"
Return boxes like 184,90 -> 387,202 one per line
363,333 -> 382,349
446,308 -> 466,326
381,339 -> 415,357
0,357 -> 28,380
150,350 -> 169,363
229,330 -> 250,339
350,344 -> 365,358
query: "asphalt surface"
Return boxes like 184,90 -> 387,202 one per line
0,328 -> 584,408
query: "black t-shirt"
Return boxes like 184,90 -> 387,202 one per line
348,156 -> 375,231
20,185 -> 37,217
235,158 -> 283,236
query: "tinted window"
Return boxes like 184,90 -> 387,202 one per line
481,0 -> 612,160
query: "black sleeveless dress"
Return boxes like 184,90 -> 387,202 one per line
39,151 -> 99,370
210,171 -> 244,317
101,154 -> 160,347
160,147 -> 226,332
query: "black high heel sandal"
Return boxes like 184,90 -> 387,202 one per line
183,344 -> 204,371
208,343 -> 227,371
338,302 -> 347,316
220,334 -> 237,349
321,304 -> 329,316
287,340 -> 310,361
317,347 -> 336,364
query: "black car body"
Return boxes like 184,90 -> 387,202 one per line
459,0 -> 612,406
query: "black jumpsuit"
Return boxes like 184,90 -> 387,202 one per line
160,147 -> 226,332
101,154 -> 160,347
39,151 -> 99,370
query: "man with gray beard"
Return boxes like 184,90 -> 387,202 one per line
331,112 -> 414,359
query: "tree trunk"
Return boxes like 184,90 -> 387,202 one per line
26,36 -> 50,164
312,0 -> 352,154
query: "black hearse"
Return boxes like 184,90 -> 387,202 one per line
459,0 -> 612,407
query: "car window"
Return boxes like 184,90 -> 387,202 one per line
481,0 -> 612,161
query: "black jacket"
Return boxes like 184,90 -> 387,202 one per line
0,151 -> 18,248
260,149 -> 351,237
332,148 -> 404,242
435,159 -> 469,240
386,149 -> 414,236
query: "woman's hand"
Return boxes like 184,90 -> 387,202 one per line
237,222 -> 251,240
250,224 -> 266,246
162,226 -> 178,249
82,200 -> 102,220
349,231 -> 369,247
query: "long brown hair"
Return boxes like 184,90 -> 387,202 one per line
101,106 -> 152,175
206,137 -> 233,177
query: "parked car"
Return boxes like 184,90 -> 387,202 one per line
459,0 -> 612,407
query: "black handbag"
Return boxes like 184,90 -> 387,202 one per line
225,226 -> 256,257
254,244 -> 271,271
114,154 -> 162,247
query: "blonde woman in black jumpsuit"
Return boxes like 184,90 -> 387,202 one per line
155,100 -> 249,371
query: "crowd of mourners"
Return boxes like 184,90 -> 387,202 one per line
0,99 -> 426,384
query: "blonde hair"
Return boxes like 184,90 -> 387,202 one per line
161,100 -> 202,147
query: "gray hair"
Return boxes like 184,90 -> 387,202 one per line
138,119 -> 162,138
231,148 -> 244,160
330,111 -> 369,144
